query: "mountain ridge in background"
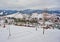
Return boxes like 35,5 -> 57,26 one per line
0,9 -> 60,16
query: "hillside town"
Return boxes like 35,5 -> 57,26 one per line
0,9 -> 60,29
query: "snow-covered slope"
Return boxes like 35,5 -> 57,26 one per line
6,13 -> 23,19
14,13 -> 23,19
0,25 -> 60,42
0,12 -> 3,15
6,14 -> 16,17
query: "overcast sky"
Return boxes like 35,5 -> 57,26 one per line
0,0 -> 60,10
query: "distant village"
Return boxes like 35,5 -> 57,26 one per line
0,9 -> 60,29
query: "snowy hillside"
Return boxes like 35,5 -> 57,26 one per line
0,25 -> 60,42
6,12 -> 23,19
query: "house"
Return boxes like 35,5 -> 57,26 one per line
22,14 -> 30,20
53,16 -> 60,24
14,13 -> 23,19
31,13 -> 38,19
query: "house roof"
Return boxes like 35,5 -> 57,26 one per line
38,14 -> 43,18
14,14 -> 23,19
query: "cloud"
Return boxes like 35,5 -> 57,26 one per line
0,0 -> 59,10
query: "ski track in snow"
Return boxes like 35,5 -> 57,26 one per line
0,25 -> 60,42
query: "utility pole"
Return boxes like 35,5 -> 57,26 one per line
42,8 -> 47,35
8,25 -> 11,39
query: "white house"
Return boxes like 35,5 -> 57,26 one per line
31,13 -> 38,18
22,14 -> 30,20
14,13 -> 23,19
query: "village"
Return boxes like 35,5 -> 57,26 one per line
0,9 -> 60,30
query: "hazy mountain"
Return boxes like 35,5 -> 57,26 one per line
0,9 -> 60,16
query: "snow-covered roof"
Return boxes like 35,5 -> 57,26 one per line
6,14 -> 16,17
6,12 -> 23,19
38,21 -> 43,24
37,14 -> 43,18
23,14 -> 29,18
14,14 -> 23,19
31,13 -> 38,18
31,13 -> 43,19
45,22 -> 53,25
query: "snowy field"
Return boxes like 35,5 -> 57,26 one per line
0,25 -> 60,42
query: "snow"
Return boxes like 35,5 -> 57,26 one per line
6,13 -> 23,19
31,13 -> 44,20
6,14 -> 16,17
45,22 -> 54,25
31,13 -> 38,18
0,12 -> 3,15
0,20 -> 5,25
14,14 -> 23,19
0,25 -> 60,42
38,14 -> 43,18
22,14 -> 30,20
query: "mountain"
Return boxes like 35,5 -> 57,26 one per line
0,10 -> 18,16
0,9 -> 60,16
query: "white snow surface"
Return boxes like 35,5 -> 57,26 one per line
14,14 -> 23,19
6,13 -> 23,19
0,25 -> 60,42
6,14 -> 16,17
0,12 -> 3,15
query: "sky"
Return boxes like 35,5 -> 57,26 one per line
0,0 -> 60,10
